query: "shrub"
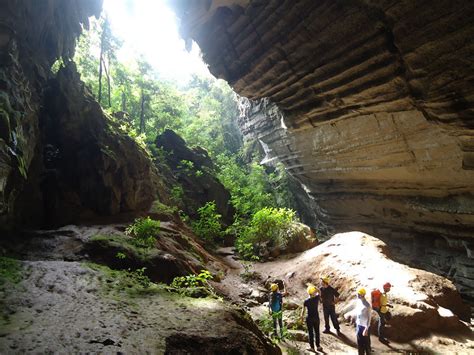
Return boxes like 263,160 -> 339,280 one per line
169,270 -> 214,298
236,207 -> 297,259
191,201 -> 223,243
0,257 -> 22,286
125,217 -> 160,248
170,185 -> 184,205
150,200 -> 178,215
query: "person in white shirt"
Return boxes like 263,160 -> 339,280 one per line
355,287 -> 371,354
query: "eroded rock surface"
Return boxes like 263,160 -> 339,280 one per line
172,0 -> 474,300
0,260 -> 279,354
0,0 -> 103,228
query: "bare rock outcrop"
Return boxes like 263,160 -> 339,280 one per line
156,129 -> 235,224
0,0 -> 161,228
171,0 -> 474,299
254,232 -> 471,342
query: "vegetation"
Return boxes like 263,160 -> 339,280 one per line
85,262 -> 158,296
0,256 -> 22,287
168,270 -> 214,298
125,217 -> 160,249
73,15 -> 300,258
236,207 -> 297,259
191,201 -> 223,244
150,200 -> 178,215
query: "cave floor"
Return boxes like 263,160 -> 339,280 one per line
214,246 -> 474,354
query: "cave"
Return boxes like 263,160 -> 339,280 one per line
0,0 -> 473,353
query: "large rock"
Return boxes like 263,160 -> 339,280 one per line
171,0 -> 474,299
0,0 -> 103,229
156,129 -> 235,224
23,63 -> 158,226
254,232 -> 471,342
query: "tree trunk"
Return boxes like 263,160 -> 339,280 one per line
106,53 -> 111,107
98,29 -> 105,104
121,90 -> 126,111
139,89 -> 146,133
102,56 -> 111,108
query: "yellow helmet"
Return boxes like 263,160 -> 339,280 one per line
270,283 -> 279,292
307,285 -> 318,295
321,276 -> 330,284
357,287 -> 366,296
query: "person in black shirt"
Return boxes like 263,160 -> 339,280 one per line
320,276 -> 341,335
300,285 -> 323,352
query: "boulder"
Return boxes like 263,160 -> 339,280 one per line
155,129 -> 235,225
254,232 -> 471,342
21,63 -> 158,226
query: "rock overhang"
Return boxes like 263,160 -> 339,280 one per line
171,0 -> 474,298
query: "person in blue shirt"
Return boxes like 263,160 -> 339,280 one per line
268,283 -> 284,338
300,285 -> 323,352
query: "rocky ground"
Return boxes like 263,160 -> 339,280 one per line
0,224 -> 277,354
1,227 -> 473,354
214,232 -> 474,354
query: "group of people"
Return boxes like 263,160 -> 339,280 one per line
268,278 -> 392,354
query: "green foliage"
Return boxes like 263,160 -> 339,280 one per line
150,200 -> 178,215
116,252 -> 126,260
257,313 -> 288,340
236,207 -> 297,259
169,270 -> 214,298
129,267 -> 151,288
217,157 -> 273,219
170,185 -> 184,205
85,263 -> 157,295
125,217 -> 160,248
191,201 -> 223,243
0,257 -> 22,286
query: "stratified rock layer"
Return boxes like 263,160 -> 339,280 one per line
172,0 -> 474,299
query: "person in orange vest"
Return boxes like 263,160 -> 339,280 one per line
371,282 -> 393,342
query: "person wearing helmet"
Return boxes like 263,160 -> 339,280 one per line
320,276 -> 341,335
355,287 -> 371,354
268,283 -> 284,338
376,282 -> 393,342
300,285 -> 323,352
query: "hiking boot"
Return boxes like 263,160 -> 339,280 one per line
322,329 -> 331,334
379,337 -> 389,344
316,346 -> 323,352
307,346 -> 315,352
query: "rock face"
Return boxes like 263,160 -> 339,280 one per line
31,63 -> 157,226
172,1 -> 474,300
0,0 -> 159,228
156,129 -> 235,224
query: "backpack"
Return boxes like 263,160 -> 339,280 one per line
371,289 -> 382,309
